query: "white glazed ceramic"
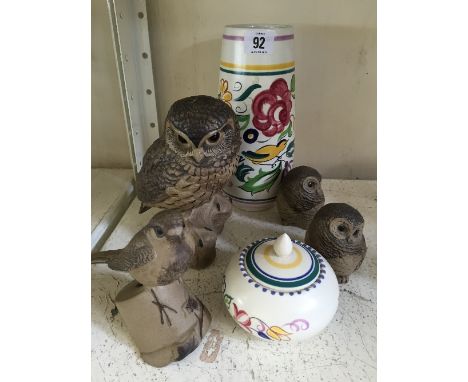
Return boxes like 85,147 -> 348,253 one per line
218,24 -> 295,211
223,234 -> 339,341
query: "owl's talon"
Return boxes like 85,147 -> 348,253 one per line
337,275 -> 349,284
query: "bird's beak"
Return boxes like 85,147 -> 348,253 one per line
192,149 -> 204,163
167,225 -> 183,238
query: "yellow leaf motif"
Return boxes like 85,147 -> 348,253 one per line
267,326 -> 290,340
266,329 -> 280,340
270,326 -> 290,335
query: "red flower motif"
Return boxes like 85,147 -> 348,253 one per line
233,303 -> 251,328
252,78 -> 293,137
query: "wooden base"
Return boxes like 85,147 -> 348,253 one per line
115,279 -> 211,367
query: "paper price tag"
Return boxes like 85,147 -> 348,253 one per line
244,30 -> 275,54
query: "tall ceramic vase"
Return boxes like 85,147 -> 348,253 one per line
218,24 -> 295,211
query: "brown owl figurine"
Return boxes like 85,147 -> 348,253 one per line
136,95 -> 241,213
304,203 -> 367,284
276,166 -> 325,229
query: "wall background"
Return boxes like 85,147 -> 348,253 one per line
92,0 -> 376,179
91,0 -> 131,168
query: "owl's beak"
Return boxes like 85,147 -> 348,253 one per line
192,149 -> 204,163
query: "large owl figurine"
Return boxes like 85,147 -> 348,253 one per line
305,203 -> 367,284
136,96 -> 241,213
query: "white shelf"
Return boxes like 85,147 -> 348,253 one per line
92,179 -> 376,381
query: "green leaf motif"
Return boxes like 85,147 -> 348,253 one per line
277,121 -> 293,142
290,74 -> 295,93
235,84 -> 262,101
224,294 -> 233,309
241,164 -> 282,195
236,114 -> 250,131
286,140 -> 295,158
236,163 -> 254,182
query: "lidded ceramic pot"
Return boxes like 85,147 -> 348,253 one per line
223,233 -> 339,341
218,24 -> 295,211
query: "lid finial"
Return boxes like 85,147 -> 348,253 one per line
273,233 -> 293,258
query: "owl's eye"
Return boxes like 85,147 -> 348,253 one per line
154,226 -> 164,237
303,178 -> 317,191
178,135 -> 188,144
338,225 -> 346,232
208,132 -> 220,143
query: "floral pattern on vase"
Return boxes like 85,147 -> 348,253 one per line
218,79 -> 233,107
252,78 -> 293,137
219,74 -> 295,203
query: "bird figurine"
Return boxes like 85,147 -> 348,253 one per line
91,209 -> 194,287
304,203 -> 367,284
136,95 -> 241,213
92,210 -> 213,367
242,139 -> 288,164
276,166 -> 325,229
183,193 -> 232,269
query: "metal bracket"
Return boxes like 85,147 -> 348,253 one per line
107,0 -> 159,176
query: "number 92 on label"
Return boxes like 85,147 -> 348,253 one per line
244,30 -> 275,54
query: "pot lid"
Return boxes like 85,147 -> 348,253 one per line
240,233 -> 324,292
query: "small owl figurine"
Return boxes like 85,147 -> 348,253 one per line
136,95 -> 241,213
276,166 -> 325,229
305,203 -> 367,284
91,210 -> 194,287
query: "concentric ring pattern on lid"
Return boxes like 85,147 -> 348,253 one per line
243,234 -> 322,292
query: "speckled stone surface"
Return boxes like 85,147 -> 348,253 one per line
91,180 -> 376,381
